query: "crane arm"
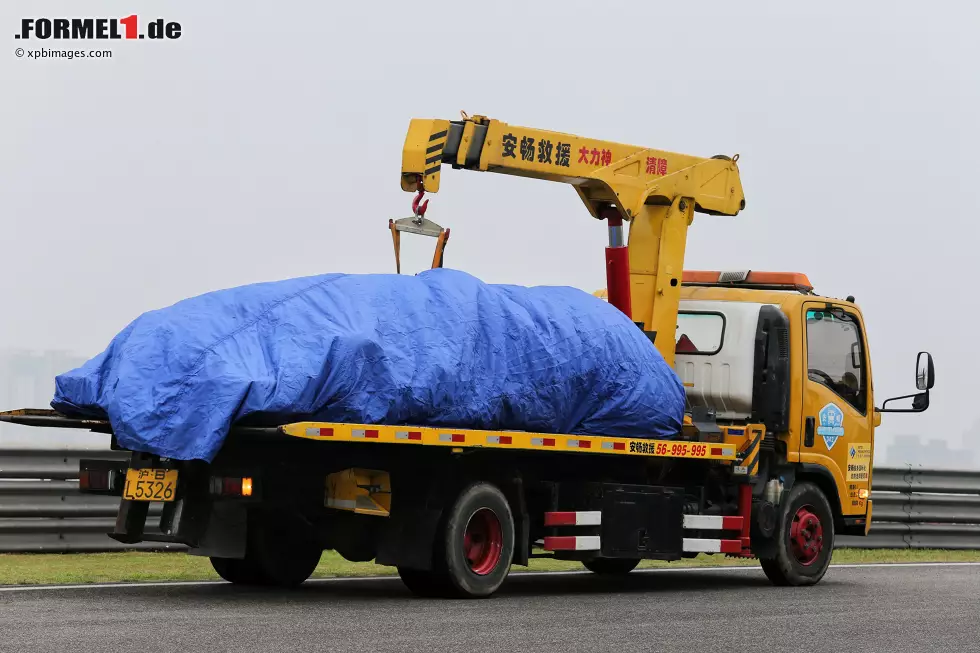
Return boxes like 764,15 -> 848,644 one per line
400,114 -> 746,366
401,115 -> 745,220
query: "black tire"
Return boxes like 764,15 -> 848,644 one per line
442,482 -> 515,598
582,557 -> 641,575
248,513 -> 322,587
212,512 -> 322,588
210,556 -> 263,585
397,567 -> 453,598
760,481 -> 834,587
399,482 -> 515,599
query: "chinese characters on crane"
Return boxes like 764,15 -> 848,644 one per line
646,156 -> 668,176
500,133 -> 669,176
501,132 -> 594,169
555,142 -> 570,166
579,146 -> 612,166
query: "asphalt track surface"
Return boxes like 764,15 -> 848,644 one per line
1,563 -> 978,653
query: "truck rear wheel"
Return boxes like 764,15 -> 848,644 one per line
210,556 -> 263,585
759,481 -> 834,587
399,482 -> 515,599
211,512 -> 322,588
582,558 -> 641,575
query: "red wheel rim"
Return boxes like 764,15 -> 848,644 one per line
463,508 -> 503,576
790,505 -> 824,566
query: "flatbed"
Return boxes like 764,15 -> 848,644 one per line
0,409 -> 747,464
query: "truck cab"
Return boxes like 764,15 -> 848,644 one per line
602,269 -> 934,543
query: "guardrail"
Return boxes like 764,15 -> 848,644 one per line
837,466 -> 980,549
1,450 -> 979,553
0,449 -> 182,553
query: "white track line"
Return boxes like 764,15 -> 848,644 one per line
0,561 -> 977,593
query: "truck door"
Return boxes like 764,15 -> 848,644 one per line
799,303 -> 873,517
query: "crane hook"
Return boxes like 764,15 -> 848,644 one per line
412,188 -> 429,220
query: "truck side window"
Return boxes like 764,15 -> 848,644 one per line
675,312 -> 725,355
805,309 -> 867,414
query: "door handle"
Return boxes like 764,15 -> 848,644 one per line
804,416 -> 815,447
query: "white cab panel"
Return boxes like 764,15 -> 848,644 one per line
674,300 -> 770,421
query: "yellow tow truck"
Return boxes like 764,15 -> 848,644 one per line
0,113 -> 935,598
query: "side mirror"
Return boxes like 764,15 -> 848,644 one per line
879,351 -> 934,414
916,351 -> 935,391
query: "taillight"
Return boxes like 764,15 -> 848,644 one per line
80,469 -> 110,491
210,476 -> 254,497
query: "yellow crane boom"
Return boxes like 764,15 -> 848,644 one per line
400,113 -> 746,366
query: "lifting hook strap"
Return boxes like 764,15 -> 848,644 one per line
430,229 -> 450,269
390,220 -> 449,273
388,219 -> 402,274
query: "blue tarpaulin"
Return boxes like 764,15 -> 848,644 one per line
51,269 -> 685,462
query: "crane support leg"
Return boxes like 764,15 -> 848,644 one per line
603,208 -> 632,320
627,197 -> 694,367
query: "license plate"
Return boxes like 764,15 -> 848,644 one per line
123,468 -> 178,502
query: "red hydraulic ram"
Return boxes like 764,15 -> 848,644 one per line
603,208 -> 632,319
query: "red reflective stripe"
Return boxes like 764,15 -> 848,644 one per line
721,516 -> 743,530
543,536 -> 578,550
543,438 -> 555,447
578,440 -> 591,449
499,435 -> 512,445
543,512 -> 577,526
613,442 -> 626,451
452,433 -> 465,443
408,431 -> 422,441
720,539 -> 742,554
710,447 -> 722,456
319,427 -> 334,437
365,430 -> 379,439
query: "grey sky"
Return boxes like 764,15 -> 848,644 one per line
1,1 -> 977,454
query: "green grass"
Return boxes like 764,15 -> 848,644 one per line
1,548 -> 977,587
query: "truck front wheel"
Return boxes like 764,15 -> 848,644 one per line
759,481 -> 834,586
